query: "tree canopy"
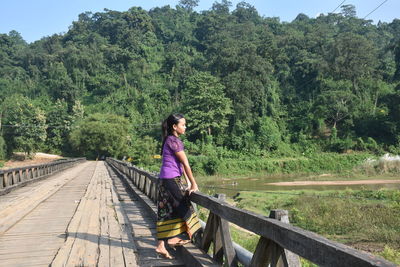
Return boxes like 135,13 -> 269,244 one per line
0,3 -> 399,159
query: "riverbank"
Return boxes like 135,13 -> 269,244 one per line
189,152 -> 374,176
195,186 -> 400,265
142,151 -> 400,263
266,179 -> 400,186
194,153 -> 400,264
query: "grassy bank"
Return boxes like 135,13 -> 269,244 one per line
138,151 -> 375,176
137,151 -> 400,264
188,152 -> 373,176
199,188 -> 400,264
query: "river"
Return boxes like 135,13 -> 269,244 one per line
198,174 -> 400,198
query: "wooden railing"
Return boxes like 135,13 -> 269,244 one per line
106,158 -> 396,267
0,158 -> 86,195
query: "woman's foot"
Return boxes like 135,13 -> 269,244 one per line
167,237 -> 191,247
155,248 -> 173,259
156,240 -> 173,259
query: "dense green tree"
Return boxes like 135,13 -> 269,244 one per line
0,3 -> 398,157
69,113 -> 129,159
328,32 -> 377,92
255,116 -> 282,151
315,79 -> 356,131
181,72 -> 232,140
0,136 -> 6,160
128,135 -> 158,165
178,0 -> 199,11
1,94 -> 47,156
394,39 -> 400,80
46,62 -> 79,105
45,99 -> 73,153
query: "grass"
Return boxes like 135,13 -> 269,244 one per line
137,152 -> 400,264
230,188 -> 400,264
359,153 -> 400,174
196,188 -> 400,264
138,152 -> 400,180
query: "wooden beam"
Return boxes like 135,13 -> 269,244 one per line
190,192 -> 395,267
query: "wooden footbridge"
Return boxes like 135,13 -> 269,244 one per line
0,159 -> 396,267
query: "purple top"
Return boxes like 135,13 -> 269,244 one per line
159,135 -> 184,179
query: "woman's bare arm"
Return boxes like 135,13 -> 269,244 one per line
181,164 -> 192,188
175,150 -> 198,194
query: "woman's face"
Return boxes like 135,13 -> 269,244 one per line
173,118 -> 186,136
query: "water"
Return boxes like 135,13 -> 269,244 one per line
198,174 -> 400,198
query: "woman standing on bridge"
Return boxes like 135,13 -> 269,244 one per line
155,113 -> 201,259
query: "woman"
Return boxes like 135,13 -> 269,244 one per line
155,113 -> 201,259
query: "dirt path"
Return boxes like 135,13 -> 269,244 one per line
2,152 -> 63,169
266,179 -> 400,186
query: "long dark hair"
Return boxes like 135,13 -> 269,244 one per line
161,113 -> 184,154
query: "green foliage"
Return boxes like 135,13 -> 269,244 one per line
255,116 -> 282,151
1,94 -> 47,156
1,4 -> 400,158
45,99 -> 73,154
315,79 -> 356,131
128,135 -> 159,166
327,136 -> 354,153
0,136 -> 6,160
182,71 -> 232,139
379,246 -> 400,265
69,113 -> 129,159
187,148 -> 371,176
203,156 -> 220,175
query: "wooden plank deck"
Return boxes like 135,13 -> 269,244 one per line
0,161 -> 96,266
0,161 -> 140,267
106,164 -> 185,267
0,160 -> 193,267
51,161 -> 138,267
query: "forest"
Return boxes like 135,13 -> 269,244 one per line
1,0 -> 400,169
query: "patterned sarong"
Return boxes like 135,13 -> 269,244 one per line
156,177 -> 201,240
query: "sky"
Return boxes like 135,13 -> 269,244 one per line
1,0 -> 399,43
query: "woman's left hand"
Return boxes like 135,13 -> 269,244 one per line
188,184 -> 199,195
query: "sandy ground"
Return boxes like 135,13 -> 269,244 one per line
266,179 -> 400,186
2,152 -> 63,169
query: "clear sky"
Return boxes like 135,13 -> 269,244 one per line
1,0 -> 399,43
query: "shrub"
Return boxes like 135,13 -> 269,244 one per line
379,246 -> 400,265
203,156 -> 220,175
328,137 -> 354,152
69,113 -> 129,159
188,155 -> 207,175
0,136 -> 6,160
129,135 -> 159,166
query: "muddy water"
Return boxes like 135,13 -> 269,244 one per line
198,174 -> 400,198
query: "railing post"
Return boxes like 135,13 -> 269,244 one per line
249,210 -> 301,267
200,194 -> 238,266
6,172 -> 11,186
134,171 -> 138,186
129,168 -> 133,181
22,169 -> 27,182
269,210 -> 301,267
0,172 -> 4,189
154,178 -> 159,203
12,171 -> 17,185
